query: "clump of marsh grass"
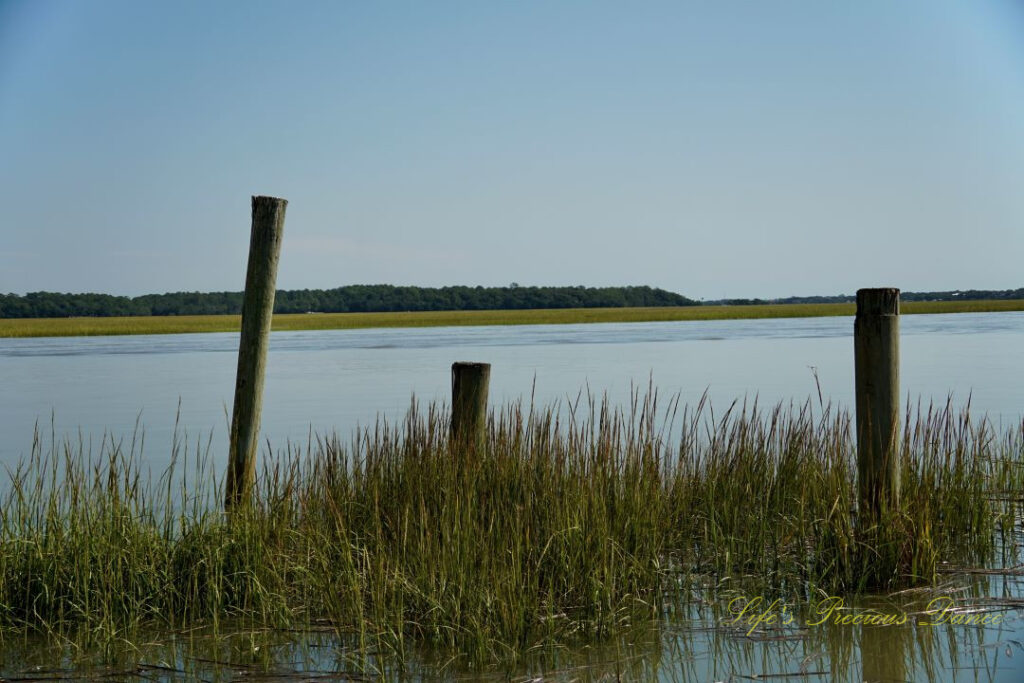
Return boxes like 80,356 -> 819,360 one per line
667,395 -> 1021,594
0,393 -> 1019,667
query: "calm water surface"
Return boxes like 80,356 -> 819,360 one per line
1,312 -> 1023,680
2,311 -> 1022,469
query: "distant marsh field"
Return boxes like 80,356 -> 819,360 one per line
2,299 -> 1023,338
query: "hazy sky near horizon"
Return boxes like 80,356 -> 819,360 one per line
1,1 -> 1023,300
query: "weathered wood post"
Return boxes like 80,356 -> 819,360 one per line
225,196 -> 287,511
450,361 -> 490,452
855,287 -> 900,521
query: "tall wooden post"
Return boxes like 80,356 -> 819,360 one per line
451,362 -> 490,452
855,287 -> 900,521
225,196 -> 287,511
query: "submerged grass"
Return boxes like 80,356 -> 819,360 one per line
0,395 -> 1020,667
2,299 -> 1024,337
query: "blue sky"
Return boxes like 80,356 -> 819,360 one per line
1,0 -> 1022,300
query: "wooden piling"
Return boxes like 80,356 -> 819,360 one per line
225,195 -> 287,511
451,361 -> 490,451
854,287 -> 900,520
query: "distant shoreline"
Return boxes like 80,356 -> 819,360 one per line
2,299 -> 1023,339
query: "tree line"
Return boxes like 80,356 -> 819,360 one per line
0,285 -> 698,318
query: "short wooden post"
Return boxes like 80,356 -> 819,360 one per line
451,361 -> 490,451
855,287 -> 900,520
225,196 -> 287,511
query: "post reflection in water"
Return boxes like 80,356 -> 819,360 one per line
861,621 -> 908,682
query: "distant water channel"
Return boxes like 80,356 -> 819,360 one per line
1,311 -> 1023,680
1,311 -> 1022,469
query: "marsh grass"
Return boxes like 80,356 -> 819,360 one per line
2,299 -> 1023,338
0,394 -> 1020,667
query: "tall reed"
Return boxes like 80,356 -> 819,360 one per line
0,394 -> 1018,664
